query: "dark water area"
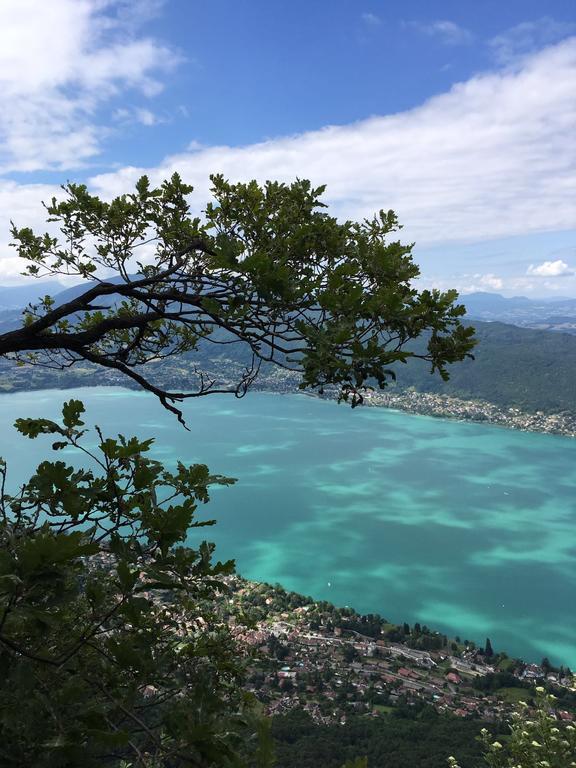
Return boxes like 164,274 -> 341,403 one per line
1,387 -> 575,666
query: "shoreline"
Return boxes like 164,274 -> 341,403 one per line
256,383 -> 576,438
226,575 -> 576,724
0,377 -> 575,438
1,382 -> 574,671
360,389 -> 576,438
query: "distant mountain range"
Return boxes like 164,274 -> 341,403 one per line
0,280 -> 118,333
0,281 -> 66,315
0,281 -> 65,309
0,283 -> 575,415
1,284 -> 575,333
459,292 -> 576,334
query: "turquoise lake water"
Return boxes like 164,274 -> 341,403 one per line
1,387 -> 575,667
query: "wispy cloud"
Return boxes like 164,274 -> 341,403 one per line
1,39 -> 576,291
361,12 -> 381,27
408,19 -> 473,46
527,260 -> 574,277
0,0 -> 181,172
465,274 -> 503,292
490,17 -> 576,64
135,108 -> 163,126
89,39 -> 576,249
416,273 -> 504,295
114,107 -> 166,126
0,180 -> 63,282
418,269 -> 576,296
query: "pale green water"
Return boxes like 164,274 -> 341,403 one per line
1,387 -> 575,667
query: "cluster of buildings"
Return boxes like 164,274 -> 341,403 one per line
225,580 -> 576,726
5,347 -> 575,440
362,389 -> 576,437
84,552 -> 575,729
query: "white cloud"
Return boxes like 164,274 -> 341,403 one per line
361,12 -> 381,27
417,270 -> 576,297
135,109 -> 162,126
417,273 -> 504,295
114,107 -> 164,126
90,38 -> 576,249
409,19 -> 473,46
0,180 -> 63,283
490,17 -> 576,64
0,0 -> 180,172
1,39 -> 576,290
472,273 -> 503,291
527,259 -> 574,277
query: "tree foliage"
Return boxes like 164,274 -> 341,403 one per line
449,689 -> 576,768
0,175 -> 478,766
4,174 -> 475,424
271,707 -> 486,768
0,400 -> 271,767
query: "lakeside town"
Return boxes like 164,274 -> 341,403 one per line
216,577 -> 576,726
361,389 -> 576,437
2,352 -> 574,439
137,357 -> 576,438
246,366 -> 576,438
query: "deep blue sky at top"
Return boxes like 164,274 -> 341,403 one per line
102,0 -> 576,169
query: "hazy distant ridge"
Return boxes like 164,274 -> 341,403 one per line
461,292 -> 576,333
0,286 -> 575,415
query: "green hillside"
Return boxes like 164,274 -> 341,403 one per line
0,319 -> 575,416
193,319 -> 576,414
388,321 -> 576,413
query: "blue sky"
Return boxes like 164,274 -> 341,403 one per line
0,0 -> 575,296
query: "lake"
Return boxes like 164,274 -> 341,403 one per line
1,387 -> 575,667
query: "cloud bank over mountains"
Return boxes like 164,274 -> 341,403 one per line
0,3 -> 574,293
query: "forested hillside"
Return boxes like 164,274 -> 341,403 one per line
271,709 -> 487,768
1,315 -> 575,415
386,321 -> 576,413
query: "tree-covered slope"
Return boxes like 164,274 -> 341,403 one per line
388,321 -> 576,413
1,318 -> 575,415
271,709 -> 487,768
